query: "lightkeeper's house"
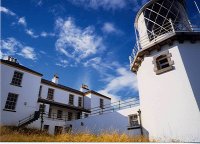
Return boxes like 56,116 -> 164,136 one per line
0,57 -> 141,135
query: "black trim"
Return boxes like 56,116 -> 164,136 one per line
38,98 -> 90,113
3,109 -> 16,112
41,79 -> 84,95
10,83 -> 22,87
127,126 -> 141,130
1,59 -> 43,76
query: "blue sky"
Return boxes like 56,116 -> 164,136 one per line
1,0 -> 200,102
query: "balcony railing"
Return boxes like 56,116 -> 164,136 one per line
129,20 -> 200,66
40,98 -> 139,122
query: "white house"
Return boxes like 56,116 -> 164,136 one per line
1,0 -> 199,142
0,57 -> 141,135
129,0 -> 200,142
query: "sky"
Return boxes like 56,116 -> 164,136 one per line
1,0 -> 200,102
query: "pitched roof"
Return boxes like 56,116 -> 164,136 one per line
84,90 -> 111,100
41,79 -> 84,95
0,59 -> 43,76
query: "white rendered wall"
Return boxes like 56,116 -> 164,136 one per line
29,117 -> 72,135
71,106 -> 141,135
90,93 -> 111,110
0,64 -> 41,125
137,41 -> 200,142
40,84 -> 84,108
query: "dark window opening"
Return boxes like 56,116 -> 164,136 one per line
69,94 -> 74,105
11,71 -> 23,86
4,93 -> 18,111
47,88 -> 54,100
57,110 -> 63,119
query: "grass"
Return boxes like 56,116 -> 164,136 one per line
0,126 -> 150,142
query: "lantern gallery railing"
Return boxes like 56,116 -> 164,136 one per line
129,21 -> 200,65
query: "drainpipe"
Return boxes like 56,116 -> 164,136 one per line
40,103 -> 45,131
137,109 -> 143,135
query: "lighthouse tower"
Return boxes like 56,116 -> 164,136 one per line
130,0 -> 200,142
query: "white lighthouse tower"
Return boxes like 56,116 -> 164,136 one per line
130,0 -> 200,142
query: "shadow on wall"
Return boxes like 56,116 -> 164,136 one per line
178,44 -> 200,111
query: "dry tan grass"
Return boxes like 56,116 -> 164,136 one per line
0,126 -> 149,142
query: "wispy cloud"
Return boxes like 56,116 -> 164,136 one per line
1,37 -> 22,56
18,17 -> 27,27
25,29 -> 39,38
1,6 -> 54,39
55,17 -> 104,63
40,31 -> 55,37
68,0 -> 148,11
0,6 -> 16,16
56,59 -> 69,68
98,66 -> 138,101
1,37 -> 37,60
102,22 -> 123,35
69,0 -> 127,10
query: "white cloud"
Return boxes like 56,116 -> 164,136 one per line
1,37 -> 37,60
55,17 -> 104,62
25,29 -> 39,38
69,0 -> 127,10
17,47 -> 37,60
1,37 -> 22,56
40,31 -> 55,37
102,22 -> 122,34
0,6 -> 16,16
98,67 -> 138,101
56,59 -> 69,68
18,17 -> 27,27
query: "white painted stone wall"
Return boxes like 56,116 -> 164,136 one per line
86,93 -> 111,112
137,41 -> 200,142
71,106 -> 141,135
40,84 -> 84,108
0,63 -> 41,126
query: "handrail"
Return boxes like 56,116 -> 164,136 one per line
39,98 -> 139,122
18,111 -> 40,126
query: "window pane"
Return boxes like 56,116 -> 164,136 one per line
11,71 -> 23,86
4,93 -> 18,110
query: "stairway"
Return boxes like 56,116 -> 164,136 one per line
18,111 -> 40,127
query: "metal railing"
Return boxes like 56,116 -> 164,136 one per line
129,20 -> 200,65
18,111 -> 40,127
39,98 -> 139,122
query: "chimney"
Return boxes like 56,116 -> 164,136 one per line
80,84 -> 89,92
7,56 -> 18,64
52,74 -> 59,84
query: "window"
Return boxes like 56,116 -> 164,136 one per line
129,114 -> 139,127
153,51 -> 174,75
76,112 -> 81,119
11,71 -> 23,86
156,55 -> 170,70
54,126 -> 63,135
68,112 -> 73,121
38,85 -> 42,97
48,108 -> 52,118
47,88 -> 54,100
39,104 -> 46,113
4,93 -> 18,111
57,110 -> 63,119
43,125 -> 49,132
84,113 -> 89,118
100,98 -> 104,109
69,94 -> 74,105
78,97 -> 82,107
